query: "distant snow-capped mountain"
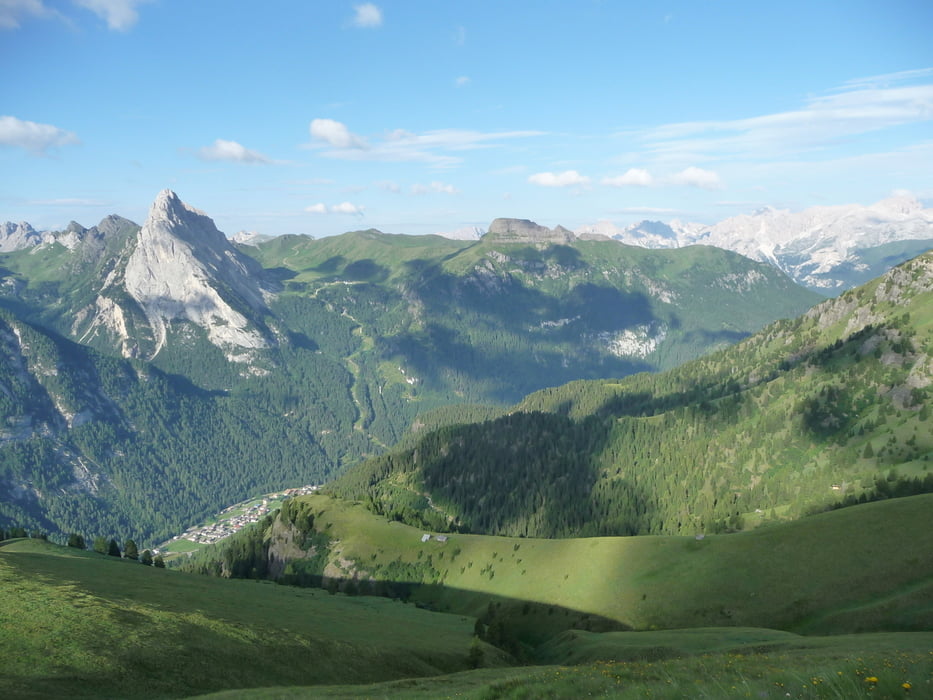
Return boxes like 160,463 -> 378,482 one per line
576,195 -> 933,292
434,225 -> 485,240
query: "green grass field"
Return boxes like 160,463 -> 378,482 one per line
280,492 -> 933,635
4,494 -> 933,698
0,538 -> 505,699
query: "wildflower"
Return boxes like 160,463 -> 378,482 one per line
866,676 -> 879,683
902,682 -> 911,690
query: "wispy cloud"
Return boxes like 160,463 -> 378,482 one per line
74,0 -> 149,31
635,75 -> 933,164
306,201 -> 365,215
28,197 -> 107,206
307,118 -> 543,167
668,166 -> 722,190
411,181 -> 459,195
197,139 -> 271,164
0,115 -> 79,154
351,3 -> 381,28
528,170 -> 590,187
455,76 -> 471,87
602,168 -> 653,187
0,0 -> 57,29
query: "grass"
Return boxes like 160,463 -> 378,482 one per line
0,538 -> 504,699
279,492 -> 933,635
194,634 -> 933,699
5,487 -> 933,699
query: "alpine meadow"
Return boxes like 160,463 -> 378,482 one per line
3,2 -> 933,698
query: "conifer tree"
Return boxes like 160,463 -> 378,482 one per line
124,539 -> 139,560
107,538 -> 121,557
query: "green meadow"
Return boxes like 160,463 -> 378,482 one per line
0,538 -> 505,699
3,494 -> 932,698
263,492 -> 933,636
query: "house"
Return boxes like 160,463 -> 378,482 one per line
421,533 -> 431,542
435,535 -> 448,543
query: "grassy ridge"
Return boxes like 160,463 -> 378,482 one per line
0,538 -> 503,699
272,493 -> 933,635
196,632 -> 933,699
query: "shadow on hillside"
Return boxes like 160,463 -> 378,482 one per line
274,572 -> 630,660
372,258 -> 657,402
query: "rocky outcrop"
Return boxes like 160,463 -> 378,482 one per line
484,218 -> 576,244
0,221 -> 44,252
123,190 -> 273,359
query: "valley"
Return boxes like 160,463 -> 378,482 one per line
0,193 -> 930,699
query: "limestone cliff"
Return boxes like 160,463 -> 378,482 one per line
122,190 -> 273,359
484,218 -> 576,244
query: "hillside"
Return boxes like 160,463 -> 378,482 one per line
5,526 -> 932,699
182,492 -> 933,638
330,249 -> 933,537
0,193 -> 820,544
0,537 -> 501,699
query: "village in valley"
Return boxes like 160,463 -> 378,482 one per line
159,484 -> 320,557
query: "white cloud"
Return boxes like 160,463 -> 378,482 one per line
305,202 -> 364,215
351,2 -> 381,28
74,0 -> 149,31
198,139 -> 271,164
455,76 -> 471,87
638,79 -> 933,164
29,197 -> 107,206
309,122 -> 543,167
453,25 -> 466,46
378,180 -> 401,193
331,201 -> 364,215
668,166 -> 722,190
602,168 -> 653,187
309,118 -> 368,149
0,0 -> 53,29
411,181 -> 459,195
528,170 -> 590,187
0,115 -> 79,154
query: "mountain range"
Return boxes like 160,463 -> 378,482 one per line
574,195 -> 933,292
0,190 -> 819,543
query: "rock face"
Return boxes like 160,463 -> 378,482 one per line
0,221 -> 44,252
123,190 -> 272,358
485,218 -> 576,244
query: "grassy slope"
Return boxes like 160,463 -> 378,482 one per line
290,493 -> 933,634
0,538 -> 505,699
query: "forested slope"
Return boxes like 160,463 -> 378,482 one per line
331,250 -> 933,537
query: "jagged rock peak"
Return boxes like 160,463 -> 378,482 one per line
0,221 -> 42,252
124,190 -> 272,359
147,189 -> 227,248
484,218 -> 576,244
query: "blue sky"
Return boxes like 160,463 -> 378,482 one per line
2,0 -> 932,237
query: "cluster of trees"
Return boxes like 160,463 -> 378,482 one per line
330,281 -> 932,538
67,534 -> 166,567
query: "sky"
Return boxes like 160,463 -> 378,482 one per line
2,0 -> 932,238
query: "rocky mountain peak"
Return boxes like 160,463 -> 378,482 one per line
123,190 -> 273,359
485,218 -> 576,244
0,221 -> 45,252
